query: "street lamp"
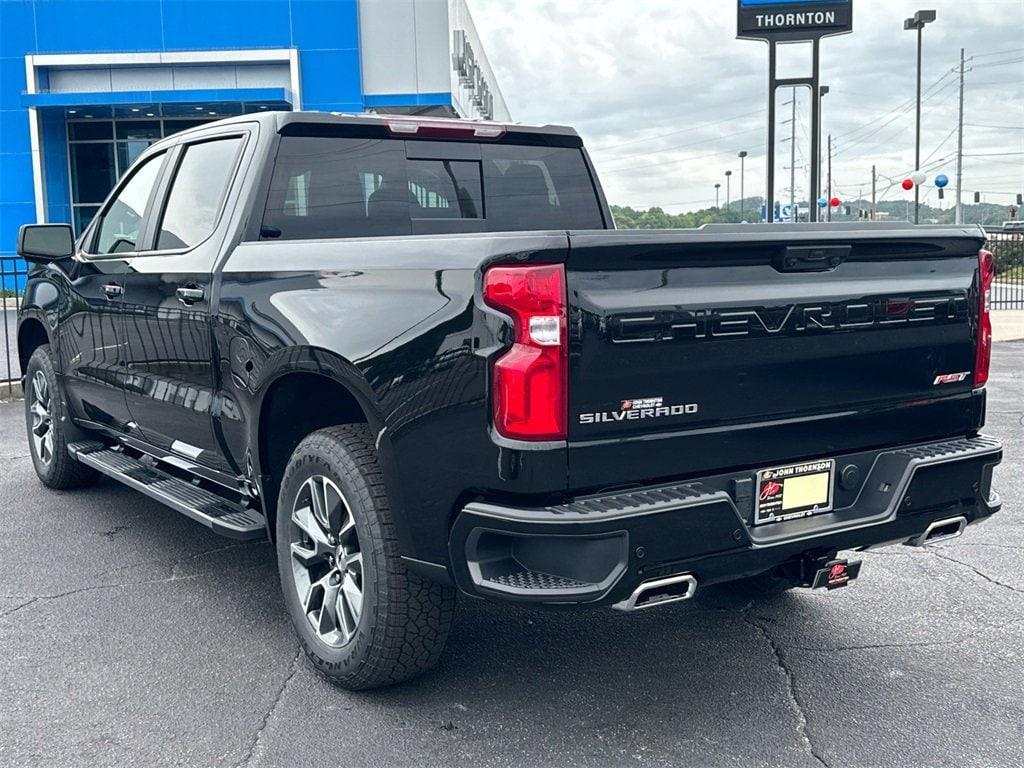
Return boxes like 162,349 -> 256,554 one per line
817,85 -> 829,211
738,151 -> 748,219
714,183 -> 721,209
905,9 -> 937,224
725,170 -> 733,211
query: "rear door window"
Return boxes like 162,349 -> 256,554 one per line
263,137 -> 411,239
156,136 -> 243,250
260,136 -> 602,240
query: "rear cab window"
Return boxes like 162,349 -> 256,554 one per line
259,132 -> 604,240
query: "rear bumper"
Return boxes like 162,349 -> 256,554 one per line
448,435 -> 1002,606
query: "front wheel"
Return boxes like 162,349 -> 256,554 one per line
24,345 -> 98,489
276,425 -> 456,690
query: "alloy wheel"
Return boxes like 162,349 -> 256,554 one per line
29,370 -> 54,466
289,475 -> 364,647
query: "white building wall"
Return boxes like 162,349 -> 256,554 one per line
358,0 -> 450,96
448,0 -> 510,121
358,0 -> 510,120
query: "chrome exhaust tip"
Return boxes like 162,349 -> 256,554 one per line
613,573 -> 697,612
905,515 -> 968,547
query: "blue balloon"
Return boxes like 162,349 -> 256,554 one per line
817,197 -> 828,208
935,174 -> 949,188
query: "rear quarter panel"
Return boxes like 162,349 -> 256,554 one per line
213,232 -> 571,563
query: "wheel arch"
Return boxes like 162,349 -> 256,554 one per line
17,315 -> 51,380
253,355 -> 388,537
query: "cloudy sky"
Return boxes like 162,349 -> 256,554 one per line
470,0 -> 1024,214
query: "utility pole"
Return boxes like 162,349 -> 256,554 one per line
955,47 -> 966,225
715,183 -> 721,209
827,133 -> 833,222
738,151 -> 748,219
871,164 -> 877,221
725,170 -> 733,211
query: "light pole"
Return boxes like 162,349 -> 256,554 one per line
714,183 -> 721,209
725,170 -> 733,211
817,85 -> 829,209
905,9 -> 937,224
738,151 -> 748,219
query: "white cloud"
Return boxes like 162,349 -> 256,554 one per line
470,0 -> 1024,214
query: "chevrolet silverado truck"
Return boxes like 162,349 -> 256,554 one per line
16,112 -> 1002,689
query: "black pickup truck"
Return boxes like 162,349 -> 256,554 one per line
16,112 -> 1002,689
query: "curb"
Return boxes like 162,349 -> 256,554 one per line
0,380 -> 23,402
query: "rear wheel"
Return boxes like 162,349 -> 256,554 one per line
276,425 -> 456,690
24,345 -> 98,489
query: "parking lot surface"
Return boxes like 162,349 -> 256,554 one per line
1,345 -> 1022,768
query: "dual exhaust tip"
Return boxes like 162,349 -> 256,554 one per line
905,515 -> 968,547
613,573 -> 697,612
613,514 -> 968,610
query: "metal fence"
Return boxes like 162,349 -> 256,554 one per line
987,233 -> 1024,310
1,256 -> 28,399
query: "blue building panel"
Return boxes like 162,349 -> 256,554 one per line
289,0 -> 361,49
33,0 -> 165,53
160,1 -> 293,50
297,48 -> 362,106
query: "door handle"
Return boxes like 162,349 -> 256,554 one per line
101,283 -> 123,299
176,286 -> 205,305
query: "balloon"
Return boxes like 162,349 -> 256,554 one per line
818,197 -> 828,208
935,174 -> 949,188
830,197 -> 841,208
902,178 -> 914,191
911,171 -> 927,186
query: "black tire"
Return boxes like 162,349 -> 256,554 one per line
24,345 -> 99,490
276,424 -> 456,690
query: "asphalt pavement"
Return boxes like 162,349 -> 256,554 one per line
1,345 -> 1022,768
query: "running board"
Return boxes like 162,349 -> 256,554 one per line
68,442 -> 266,540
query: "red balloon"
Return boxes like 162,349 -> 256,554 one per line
830,197 -> 841,208
902,178 -> 914,191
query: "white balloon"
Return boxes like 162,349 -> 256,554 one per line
911,171 -> 927,186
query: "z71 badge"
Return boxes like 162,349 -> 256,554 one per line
578,396 -> 699,425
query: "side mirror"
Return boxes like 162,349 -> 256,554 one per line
17,224 -> 75,263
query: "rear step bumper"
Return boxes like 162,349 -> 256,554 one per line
449,435 -> 1002,606
69,442 -> 266,540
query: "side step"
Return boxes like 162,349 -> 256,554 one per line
68,442 -> 266,540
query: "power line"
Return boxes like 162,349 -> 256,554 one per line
965,123 -> 1024,130
596,126 -> 763,166
972,47 -> 1024,59
589,108 -> 766,155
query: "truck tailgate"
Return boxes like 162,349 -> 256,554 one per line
566,225 -> 987,488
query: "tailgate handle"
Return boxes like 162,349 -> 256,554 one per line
777,245 -> 850,272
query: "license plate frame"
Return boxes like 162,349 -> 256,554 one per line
754,459 -> 836,525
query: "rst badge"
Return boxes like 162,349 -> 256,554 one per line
578,396 -> 699,425
933,372 -> 970,385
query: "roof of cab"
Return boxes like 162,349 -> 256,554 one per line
168,109 -> 580,141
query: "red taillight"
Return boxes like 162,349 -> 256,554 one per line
483,264 -> 567,441
975,249 -> 995,387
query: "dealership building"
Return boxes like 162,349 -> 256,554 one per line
0,0 -> 509,263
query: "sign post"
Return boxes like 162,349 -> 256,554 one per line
737,0 -> 853,223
